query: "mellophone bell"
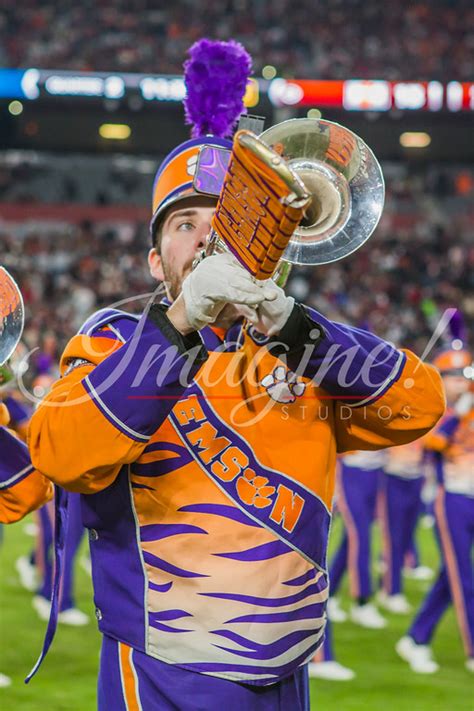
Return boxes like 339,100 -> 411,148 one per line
0,266 -> 25,367
198,117 -> 385,283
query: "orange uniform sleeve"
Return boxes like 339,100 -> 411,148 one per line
335,349 -> 445,453
28,334 -> 146,494
0,470 -> 53,524
28,308 -> 208,494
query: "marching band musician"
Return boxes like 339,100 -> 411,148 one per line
0,398 -> 52,525
378,438 -> 429,614
397,346 -> 473,674
28,40 -> 445,710
0,269 -> 53,526
0,396 -> 51,689
326,450 -> 388,630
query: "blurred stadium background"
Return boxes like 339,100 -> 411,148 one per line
0,1 -> 473,709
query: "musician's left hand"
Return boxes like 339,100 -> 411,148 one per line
241,279 -> 294,337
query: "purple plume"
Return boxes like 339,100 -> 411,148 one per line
449,308 -> 466,343
183,38 -> 252,138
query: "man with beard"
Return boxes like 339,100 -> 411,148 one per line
28,39 -> 445,710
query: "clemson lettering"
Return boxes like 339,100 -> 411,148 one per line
187,422 -> 231,464
270,484 -> 305,533
211,446 -> 248,482
174,395 -> 206,426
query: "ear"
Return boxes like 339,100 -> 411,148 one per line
148,247 -> 164,281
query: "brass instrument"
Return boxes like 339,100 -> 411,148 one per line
0,266 -> 24,366
202,118 -> 385,281
258,118 -> 385,267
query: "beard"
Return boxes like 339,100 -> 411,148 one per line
161,259 -> 194,302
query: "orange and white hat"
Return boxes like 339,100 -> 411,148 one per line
149,38 -> 252,242
433,347 -> 472,375
150,135 -> 232,239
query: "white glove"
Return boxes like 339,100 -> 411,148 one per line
453,391 -> 472,417
240,278 -> 294,337
181,253 -> 276,331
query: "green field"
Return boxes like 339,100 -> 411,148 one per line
0,517 -> 472,711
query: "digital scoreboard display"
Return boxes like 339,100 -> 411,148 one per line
1,69 -> 472,112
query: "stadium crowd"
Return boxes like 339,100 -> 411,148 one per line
1,163 -> 472,385
2,0 -> 473,81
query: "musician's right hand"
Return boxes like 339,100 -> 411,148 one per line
170,252 -> 276,333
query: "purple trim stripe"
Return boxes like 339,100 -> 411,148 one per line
213,539 -> 290,561
211,628 -> 318,660
143,550 -> 209,579
149,609 -> 192,621
132,443 -> 194,477
0,428 -> 34,488
178,503 -> 260,528
131,483 -> 156,491
226,602 -> 325,624
149,581 -> 173,593
149,620 -> 192,633
140,523 -> 208,542
283,569 -> 317,587
177,635 -> 323,679
199,579 -> 326,608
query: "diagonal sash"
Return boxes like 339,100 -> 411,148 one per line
169,382 -> 331,571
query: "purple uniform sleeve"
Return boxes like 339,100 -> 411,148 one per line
0,427 -> 34,489
3,395 -> 31,425
84,304 -> 208,441
269,303 -> 405,405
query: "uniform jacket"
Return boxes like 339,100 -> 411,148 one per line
424,406 -> 474,497
29,302 -> 444,683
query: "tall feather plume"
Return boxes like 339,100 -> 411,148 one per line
183,38 -> 252,138
448,308 -> 466,344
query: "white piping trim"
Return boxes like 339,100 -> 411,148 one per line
0,464 -> 34,489
107,322 -> 126,343
84,375 -> 150,442
129,648 -> 144,711
82,310 -> 139,337
345,350 -> 405,408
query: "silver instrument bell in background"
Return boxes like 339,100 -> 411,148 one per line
0,266 -> 25,366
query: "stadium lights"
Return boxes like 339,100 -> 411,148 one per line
99,123 -> 131,140
262,65 -> 277,80
243,78 -> 259,108
399,132 -> 431,148
463,365 -> 474,380
8,100 -> 23,116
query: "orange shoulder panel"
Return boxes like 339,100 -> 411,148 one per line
29,333 -> 145,494
335,349 -> 445,453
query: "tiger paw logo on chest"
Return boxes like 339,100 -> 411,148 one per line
260,366 -> 306,404
172,393 -> 305,534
